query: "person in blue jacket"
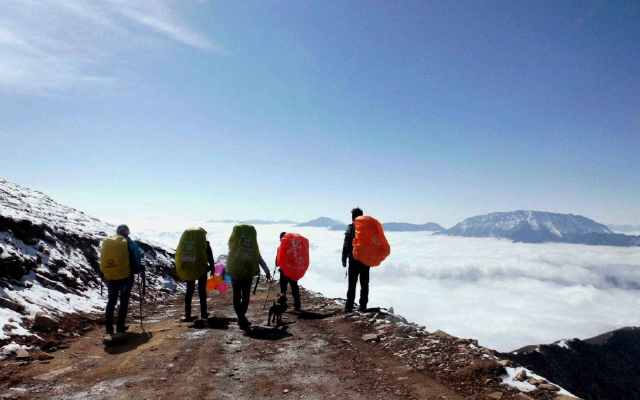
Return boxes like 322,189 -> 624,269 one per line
104,224 -> 142,336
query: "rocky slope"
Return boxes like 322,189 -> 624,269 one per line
0,284 -> 579,400
504,327 -> 640,400
0,178 -> 178,354
444,210 -> 639,246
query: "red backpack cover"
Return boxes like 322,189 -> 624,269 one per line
276,233 -> 310,281
353,216 -> 390,267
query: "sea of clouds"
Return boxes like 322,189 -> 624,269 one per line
141,223 -> 640,352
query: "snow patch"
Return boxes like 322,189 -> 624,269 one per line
502,367 -> 577,397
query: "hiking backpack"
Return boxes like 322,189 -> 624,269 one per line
226,225 -> 260,281
352,216 -> 390,267
276,233 -> 310,281
175,228 -> 209,281
100,235 -> 131,281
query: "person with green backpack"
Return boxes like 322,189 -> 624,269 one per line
99,224 -> 143,338
227,225 -> 271,330
175,228 -> 215,324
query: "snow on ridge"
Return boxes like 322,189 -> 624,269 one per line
0,178 -> 114,238
0,178 -> 178,349
502,367 -> 578,397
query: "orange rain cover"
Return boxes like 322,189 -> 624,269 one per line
276,233 -> 310,281
352,216 -> 390,267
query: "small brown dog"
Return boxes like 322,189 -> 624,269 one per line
267,294 -> 288,326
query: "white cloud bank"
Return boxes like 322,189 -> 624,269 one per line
0,0 -> 217,92
141,223 -> 640,351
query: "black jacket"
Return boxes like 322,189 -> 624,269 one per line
342,224 -> 355,266
342,224 -> 370,268
206,241 -> 215,274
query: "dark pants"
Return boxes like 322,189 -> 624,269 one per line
279,273 -> 301,310
185,273 -> 208,320
232,279 -> 253,327
346,260 -> 370,312
105,276 -> 134,334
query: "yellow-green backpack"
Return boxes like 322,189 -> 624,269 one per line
175,228 -> 209,281
100,235 -> 131,281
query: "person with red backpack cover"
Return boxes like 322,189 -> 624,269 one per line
276,232 -> 302,311
342,207 -> 369,312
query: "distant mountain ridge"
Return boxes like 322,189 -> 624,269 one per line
504,327 -> 640,400
383,222 -> 444,232
296,217 -> 344,228
297,218 -> 445,232
443,210 -> 639,247
608,224 -> 640,234
207,219 -> 297,225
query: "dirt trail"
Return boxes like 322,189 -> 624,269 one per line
0,283 -> 463,400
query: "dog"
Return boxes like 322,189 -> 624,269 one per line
267,293 -> 288,327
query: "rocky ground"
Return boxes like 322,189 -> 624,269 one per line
0,282 -> 577,400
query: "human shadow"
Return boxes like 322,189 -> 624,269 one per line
246,326 -> 292,341
191,316 -> 236,330
104,332 -> 152,355
295,310 -> 338,320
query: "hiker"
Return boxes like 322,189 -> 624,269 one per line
174,228 -> 215,323
342,207 -> 370,312
227,225 -> 272,330
100,224 -> 142,336
183,240 -> 214,322
276,232 -> 301,311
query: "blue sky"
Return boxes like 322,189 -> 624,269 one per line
0,1 -> 638,229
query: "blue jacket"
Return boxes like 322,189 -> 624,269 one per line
126,237 -> 143,275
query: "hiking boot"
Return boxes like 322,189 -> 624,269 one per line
181,316 -> 196,323
238,319 -> 252,331
116,325 -> 129,334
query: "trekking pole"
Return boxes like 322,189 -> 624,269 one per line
262,276 -> 274,310
253,275 -> 260,295
138,274 -> 145,332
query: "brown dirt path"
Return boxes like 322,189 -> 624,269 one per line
0,283 -> 463,400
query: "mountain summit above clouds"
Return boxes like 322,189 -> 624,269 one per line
444,210 -> 639,246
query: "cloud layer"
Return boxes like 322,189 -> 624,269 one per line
0,0 -> 216,92
140,223 -> 640,351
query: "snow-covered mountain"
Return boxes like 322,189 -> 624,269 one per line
608,224 -> 640,235
0,178 -> 177,352
444,210 -> 639,246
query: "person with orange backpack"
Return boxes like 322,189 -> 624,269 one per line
341,208 -> 390,313
342,208 -> 369,312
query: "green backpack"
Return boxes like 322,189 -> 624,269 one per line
175,228 -> 208,281
227,225 -> 260,281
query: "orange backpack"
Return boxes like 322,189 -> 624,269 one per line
276,233 -> 310,281
352,216 -> 390,267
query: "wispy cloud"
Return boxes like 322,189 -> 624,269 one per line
0,0 -> 218,93
116,3 -> 217,51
